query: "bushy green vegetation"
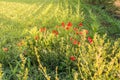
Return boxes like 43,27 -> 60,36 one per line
0,0 -> 120,80
83,0 -> 116,4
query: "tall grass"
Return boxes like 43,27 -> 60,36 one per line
15,26 -> 120,80
0,0 -> 120,80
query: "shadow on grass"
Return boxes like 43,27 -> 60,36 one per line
83,0 -> 118,14
82,2 -> 120,39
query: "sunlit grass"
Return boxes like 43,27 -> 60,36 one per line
0,0 -> 120,80
0,0 -> 84,47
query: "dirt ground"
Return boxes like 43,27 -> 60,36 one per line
114,0 -> 120,7
114,0 -> 120,18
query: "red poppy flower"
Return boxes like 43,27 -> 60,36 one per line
86,30 -> 89,34
70,37 -> 73,41
70,56 -> 76,61
67,22 -> 72,27
40,27 -> 46,32
52,30 -> 58,36
88,37 -> 93,44
35,35 -> 39,40
73,40 -> 78,45
78,42 -> 80,46
2,48 -> 8,52
73,28 -> 79,31
79,31 -> 83,35
66,22 -> 72,30
79,22 -> 83,27
61,22 -> 65,27
76,31 -> 79,35
66,27 -> 71,30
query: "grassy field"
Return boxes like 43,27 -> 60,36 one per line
0,0 -> 120,80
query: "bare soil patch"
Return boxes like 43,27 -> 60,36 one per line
114,0 -> 120,8
114,0 -> 120,19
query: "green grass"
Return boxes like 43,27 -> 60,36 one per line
0,0 -> 120,80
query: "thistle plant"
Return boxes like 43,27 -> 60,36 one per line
17,53 -> 28,80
